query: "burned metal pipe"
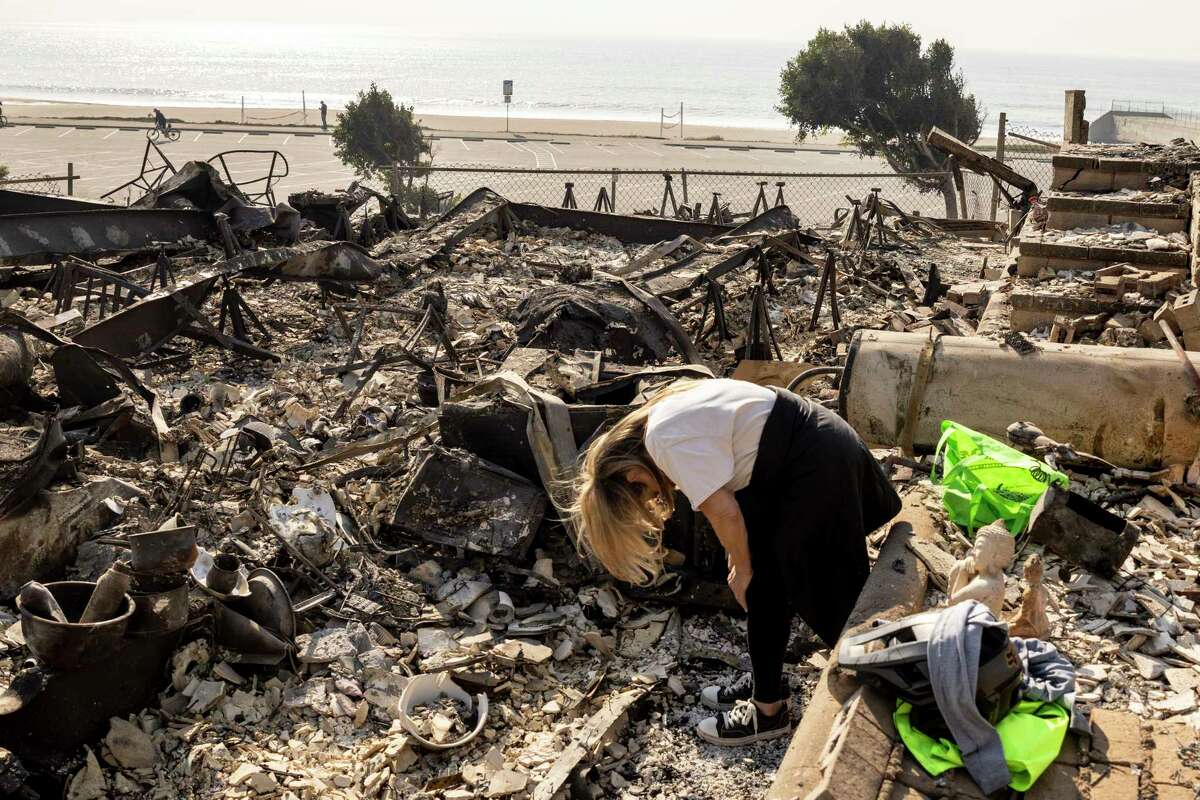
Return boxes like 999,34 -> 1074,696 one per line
840,330 -> 1200,469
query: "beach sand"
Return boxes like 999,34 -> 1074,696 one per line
1,99 -> 837,146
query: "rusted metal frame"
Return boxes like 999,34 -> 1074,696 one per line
747,284 -> 782,361
808,251 -> 841,332
205,150 -> 290,207
217,282 -> 270,343
169,291 -> 280,361
750,180 -> 769,217
100,139 -> 177,200
694,279 -> 730,344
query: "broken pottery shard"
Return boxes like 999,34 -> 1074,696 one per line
66,747 -> 107,800
104,717 -> 158,769
17,581 -> 67,623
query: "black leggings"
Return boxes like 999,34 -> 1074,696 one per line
746,566 -> 792,704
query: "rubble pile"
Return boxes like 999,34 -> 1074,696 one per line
1039,222 -> 1190,252
0,134 -> 1198,800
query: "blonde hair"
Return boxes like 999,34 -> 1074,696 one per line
565,379 -> 702,584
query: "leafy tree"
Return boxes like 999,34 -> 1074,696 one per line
0,164 -> 8,181
332,84 -> 429,180
777,22 -> 984,217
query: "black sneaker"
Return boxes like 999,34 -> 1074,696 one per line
699,672 -> 753,711
696,700 -> 791,746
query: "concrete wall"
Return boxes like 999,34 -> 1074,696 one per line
1091,110 -> 1200,144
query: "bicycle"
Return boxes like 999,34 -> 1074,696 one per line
147,124 -> 180,143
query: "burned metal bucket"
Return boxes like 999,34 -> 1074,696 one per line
127,573 -> 190,637
16,582 -> 134,670
128,526 -> 197,574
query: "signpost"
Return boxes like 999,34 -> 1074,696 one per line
503,80 -> 513,133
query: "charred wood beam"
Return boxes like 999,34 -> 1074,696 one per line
926,126 -> 1038,196
508,202 -> 730,244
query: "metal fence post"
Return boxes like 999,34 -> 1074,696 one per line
680,168 -> 689,206
611,169 -> 619,214
66,162 -> 75,196
989,113 -> 1006,222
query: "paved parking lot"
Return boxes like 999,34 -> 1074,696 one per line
0,122 -> 886,203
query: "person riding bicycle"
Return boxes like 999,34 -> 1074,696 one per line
152,108 -> 169,134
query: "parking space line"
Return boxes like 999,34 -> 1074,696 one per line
282,135 -> 291,145
459,139 -> 470,151
193,132 -> 203,142
238,134 -> 248,144
103,129 -> 119,140
58,128 -> 75,138
631,143 -> 661,158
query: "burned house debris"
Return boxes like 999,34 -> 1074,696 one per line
0,111 -> 1199,800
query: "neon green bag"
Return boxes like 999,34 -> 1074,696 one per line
894,699 -> 1070,792
932,421 -> 1068,536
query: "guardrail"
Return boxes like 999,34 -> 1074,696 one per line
1111,100 -> 1200,126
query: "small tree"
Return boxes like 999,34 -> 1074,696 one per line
777,22 -> 983,217
0,164 -> 8,181
332,83 -> 429,181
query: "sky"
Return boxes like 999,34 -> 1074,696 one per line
6,0 -> 1200,61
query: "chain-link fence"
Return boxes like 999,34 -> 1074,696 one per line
1007,156 -> 1054,194
0,166 -> 79,196
392,165 -> 992,227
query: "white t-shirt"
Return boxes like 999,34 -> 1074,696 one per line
644,379 -> 777,510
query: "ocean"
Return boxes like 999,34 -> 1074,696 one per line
3,22 -> 1198,137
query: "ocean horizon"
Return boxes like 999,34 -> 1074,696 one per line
3,22 -> 1198,137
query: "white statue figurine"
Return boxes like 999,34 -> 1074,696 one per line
1008,553 -> 1052,639
947,522 -> 1015,618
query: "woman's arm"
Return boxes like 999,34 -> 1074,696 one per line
698,488 -> 752,610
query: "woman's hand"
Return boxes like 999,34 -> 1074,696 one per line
727,561 -> 752,611
699,488 -> 754,612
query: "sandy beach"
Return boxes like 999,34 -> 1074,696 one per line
0,98 -> 834,146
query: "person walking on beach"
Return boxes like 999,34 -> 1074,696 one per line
319,100 -> 328,131
566,378 -> 901,745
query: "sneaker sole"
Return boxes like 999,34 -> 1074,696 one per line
697,724 -> 791,747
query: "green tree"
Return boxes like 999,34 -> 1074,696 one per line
331,84 -> 429,180
0,164 -> 8,181
777,22 -> 984,217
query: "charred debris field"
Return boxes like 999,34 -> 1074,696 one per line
0,133 -> 1199,800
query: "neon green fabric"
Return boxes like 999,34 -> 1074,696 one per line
932,421 -> 1069,536
893,700 -> 1069,792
